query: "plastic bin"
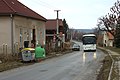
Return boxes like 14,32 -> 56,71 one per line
21,48 -> 35,61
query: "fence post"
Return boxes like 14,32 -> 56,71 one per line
14,42 -> 20,58
2,43 -> 5,54
5,44 -> 7,54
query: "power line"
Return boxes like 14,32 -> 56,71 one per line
34,0 -> 57,9
23,0 -> 58,10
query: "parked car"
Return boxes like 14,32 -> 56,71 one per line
72,44 -> 80,51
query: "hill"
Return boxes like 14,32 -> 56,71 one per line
74,29 -> 94,33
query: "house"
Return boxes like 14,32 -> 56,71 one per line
97,34 -> 104,47
0,0 -> 47,54
45,19 -> 64,52
46,19 -> 64,42
103,31 -> 114,47
97,31 -> 114,47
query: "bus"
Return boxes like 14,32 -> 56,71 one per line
82,34 -> 96,51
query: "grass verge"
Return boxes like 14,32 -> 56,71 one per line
105,47 -> 120,54
0,61 -> 34,72
97,48 -> 119,80
0,50 -> 72,72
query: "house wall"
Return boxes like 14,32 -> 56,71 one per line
14,16 -> 46,48
0,16 -> 46,54
108,40 -> 113,47
103,31 -> 108,46
103,31 -> 113,47
0,16 -> 12,54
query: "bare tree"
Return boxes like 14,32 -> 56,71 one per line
97,0 -> 120,47
97,0 -> 120,37
97,14 -> 116,37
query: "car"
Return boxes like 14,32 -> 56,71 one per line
72,44 -> 80,51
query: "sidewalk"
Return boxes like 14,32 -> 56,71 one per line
98,47 -> 120,55
98,47 -> 120,80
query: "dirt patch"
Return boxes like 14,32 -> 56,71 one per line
97,55 -> 112,80
0,50 -> 72,72
97,48 -> 120,80
0,61 -> 34,72
105,47 -> 120,54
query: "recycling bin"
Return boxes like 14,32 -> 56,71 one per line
35,46 -> 46,59
21,48 -> 35,61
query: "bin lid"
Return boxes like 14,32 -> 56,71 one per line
21,48 -> 35,52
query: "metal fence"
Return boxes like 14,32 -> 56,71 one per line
0,43 -> 20,55
0,43 -> 8,54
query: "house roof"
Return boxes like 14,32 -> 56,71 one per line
0,0 -> 47,21
97,35 -> 103,42
46,19 -> 63,30
107,32 -> 114,40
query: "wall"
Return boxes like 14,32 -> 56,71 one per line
0,16 -> 46,54
14,16 -> 46,48
0,16 -> 12,54
103,31 -> 113,47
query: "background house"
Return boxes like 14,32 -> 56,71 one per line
45,19 -> 64,52
0,0 -> 46,54
103,31 -> 114,47
97,31 -> 114,47
97,34 -> 104,47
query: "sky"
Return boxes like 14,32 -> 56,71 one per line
18,0 -> 116,29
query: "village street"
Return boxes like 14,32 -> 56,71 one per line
0,42 -> 105,80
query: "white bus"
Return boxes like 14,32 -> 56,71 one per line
82,34 -> 96,51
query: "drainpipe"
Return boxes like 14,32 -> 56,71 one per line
10,14 -> 14,54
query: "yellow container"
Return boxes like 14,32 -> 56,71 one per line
21,48 -> 35,61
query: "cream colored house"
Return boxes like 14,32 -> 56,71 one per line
0,0 -> 46,54
103,31 -> 114,47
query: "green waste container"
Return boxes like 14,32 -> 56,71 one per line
35,46 -> 46,59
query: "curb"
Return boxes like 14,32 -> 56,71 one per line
97,47 -> 120,55
97,47 -> 119,80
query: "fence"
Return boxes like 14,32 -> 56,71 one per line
45,41 -> 71,54
0,43 -> 20,62
0,43 -> 20,54
0,44 -> 8,54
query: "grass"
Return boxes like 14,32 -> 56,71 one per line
97,47 -> 120,80
105,47 -> 120,54
0,49 -> 72,72
97,49 -> 112,80
0,61 -> 23,72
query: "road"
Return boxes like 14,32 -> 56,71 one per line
0,43 -> 105,80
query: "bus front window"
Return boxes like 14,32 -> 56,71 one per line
83,37 -> 96,44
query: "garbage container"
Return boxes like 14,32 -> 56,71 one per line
21,48 -> 35,62
35,46 -> 46,59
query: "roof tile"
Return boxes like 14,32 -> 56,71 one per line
46,19 -> 63,30
0,0 -> 46,21
107,32 -> 114,40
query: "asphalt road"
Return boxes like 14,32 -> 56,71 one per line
0,48 -> 105,80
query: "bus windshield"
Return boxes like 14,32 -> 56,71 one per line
83,36 -> 96,44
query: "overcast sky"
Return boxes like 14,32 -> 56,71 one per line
18,0 -> 115,29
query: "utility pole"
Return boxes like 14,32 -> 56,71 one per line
54,10 -> 61,52
71,27 -> 73,41
54,10 -> 61,35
